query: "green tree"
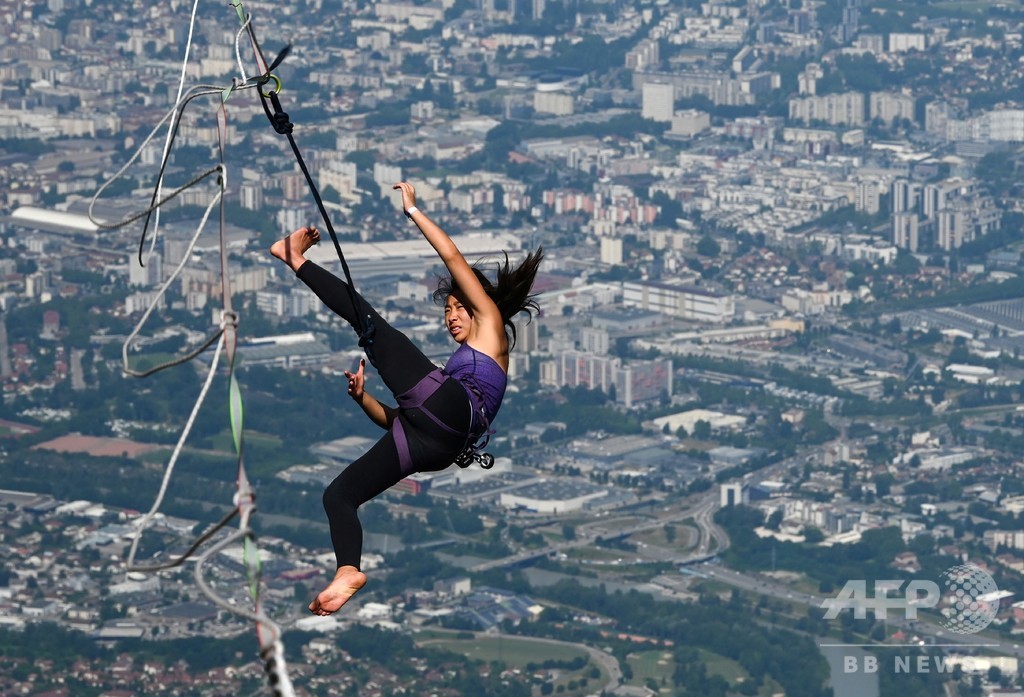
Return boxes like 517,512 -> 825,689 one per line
696,235 -> 721,257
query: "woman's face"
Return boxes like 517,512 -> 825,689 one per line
444,293 -> 473,343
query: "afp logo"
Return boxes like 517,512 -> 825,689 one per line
821,563 -> 999,634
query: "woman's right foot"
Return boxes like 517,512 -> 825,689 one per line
308,565 -> 367,616
270,226 -> 320,273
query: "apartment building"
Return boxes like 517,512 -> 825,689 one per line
622,280 -> 734,323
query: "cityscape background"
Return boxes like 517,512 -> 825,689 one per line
3,0 -> 1024,695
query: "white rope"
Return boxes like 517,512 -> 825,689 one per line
120,186 -> 224,377
234,12 -> 255,84
125,328 -> 225,571
194,528 -> 296,696
148,0 -> 204,264
88,84 -> 230,227
113,96 -> 230,570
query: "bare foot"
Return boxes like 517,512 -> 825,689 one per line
308,565 -> 366,616
270,226 -> 320,273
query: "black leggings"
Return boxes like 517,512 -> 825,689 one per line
296,261 -> 471,569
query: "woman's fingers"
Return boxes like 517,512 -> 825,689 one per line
392,182 -> 416,208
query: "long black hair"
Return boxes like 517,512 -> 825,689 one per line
433,247 -> 544,349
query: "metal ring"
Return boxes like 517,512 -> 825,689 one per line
258,74 -> 282,97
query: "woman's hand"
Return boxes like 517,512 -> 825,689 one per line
344,358 -> 396,429
392,181 -> 417,212
344,358 -> 366,403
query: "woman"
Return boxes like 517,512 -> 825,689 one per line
270,181 -> 543,615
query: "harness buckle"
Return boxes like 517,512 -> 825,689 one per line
455,447 -> 494,469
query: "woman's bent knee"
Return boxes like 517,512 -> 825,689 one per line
323,480 -> 349,512
323,468 -> 365,512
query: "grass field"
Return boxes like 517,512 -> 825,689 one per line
631,523 -> 698,550
699,648 -> 748,684
628,649 -> 675,684
691,579 -> 734,595
626,647 -> 750,693
420,634 -> 589,667
569,544 -> 630,560
417,633 -> 758,695
139,447 -> 233,465
205,430 -> 297,477
419,634 -> 604,696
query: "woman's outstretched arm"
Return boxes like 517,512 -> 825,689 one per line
392,182 -> 504,336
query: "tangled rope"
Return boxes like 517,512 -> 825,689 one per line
88,3 -> 300,694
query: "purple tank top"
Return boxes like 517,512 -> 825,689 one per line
443,343 -> 507,427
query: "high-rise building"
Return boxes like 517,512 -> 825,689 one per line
129,253 -> 162,287
320,162 -> 358,199
614,359 -> 672,407
855,181 -> 880,215
373,162 -> 403,187
534,91 -> 574,116
891,179 -> 921,214
798,63 -> 823,95
791,10 -> 811,34
721,483 -> 748,507
642,82 -> 675,123
600,237 -> 623,265
922,179 -> 970,219
671,109 -> 711,137
857,34 -> 884,53
889,33 -> 926,52
579,327 -> 610,355
622,281 -> 734,323
0,314 -> 11,379
512,316 -> 539,353
982,109 -> 1024,142
544,352 -> 672,407
936,207 -> 971,251
163,238 -> 192,269
789,92 -> 865,126
892,212 -> 920,252
24,272 -> 47,299
626,40 -> 659,70
240,182 -> 263,211
870,91 -> 916,126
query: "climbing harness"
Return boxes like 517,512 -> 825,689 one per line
393,369 -> 496,473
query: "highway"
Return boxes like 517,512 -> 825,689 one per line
472,478 -> 1024,660
468,488 -> 728,573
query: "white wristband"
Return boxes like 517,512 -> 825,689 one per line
405,206 -> 419,218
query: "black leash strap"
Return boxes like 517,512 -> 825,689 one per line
257,68 -> 377,364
